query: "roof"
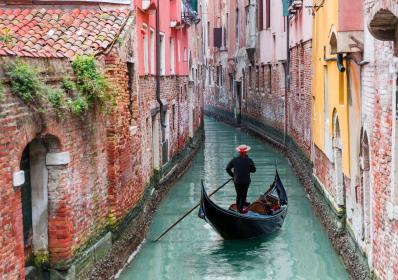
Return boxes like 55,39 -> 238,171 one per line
0,7 -> 130,59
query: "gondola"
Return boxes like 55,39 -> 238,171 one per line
198,170 -> 288,239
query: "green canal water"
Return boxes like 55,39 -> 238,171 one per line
119,117 -> 349,280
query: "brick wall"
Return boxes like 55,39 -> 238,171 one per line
361,38 -> 398,279
288,40 -> 312,156
243,63 -> 286,132
0,58 -> 110,274
0,55 -> 201,279
314,146 -> 337,202
137,75 -> 191,182
104,52 -> 144,228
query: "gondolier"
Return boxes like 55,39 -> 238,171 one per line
226,145 -> 256,213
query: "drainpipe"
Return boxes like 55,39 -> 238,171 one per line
284,14 -> 290,145
156,0 -> 166,127
337,53 -> 346,73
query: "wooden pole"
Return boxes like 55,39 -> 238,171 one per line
154,178 -> 233,241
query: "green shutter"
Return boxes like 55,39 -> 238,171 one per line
189,0 -> 198,12
283,0 -> 289,16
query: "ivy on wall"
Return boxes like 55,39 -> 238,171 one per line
3,55 -> 114,117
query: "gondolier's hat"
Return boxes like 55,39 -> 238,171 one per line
236,145 -> 251,153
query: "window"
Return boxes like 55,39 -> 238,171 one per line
143,24 -> 148,74
207,22 -> 210,47
258,0 -> 263,30
172,105 -> 175,130
266,0 -> 270,29
226,13 -> 229,46
178,39 -> 181,62
236,7 -> 240,47
170,37 -> 175,74
214,28 -> 222,48
150,29 -> 155,74
127,62 -> 137,125
262,65 -> 265,91
159,33 -> 165,75
256,66 -> 260,90
249,66 -> 252,89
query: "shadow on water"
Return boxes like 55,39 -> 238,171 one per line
204,233 -> 280,274
209,232 -> 279,260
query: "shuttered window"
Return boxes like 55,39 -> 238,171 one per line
266,0 -> 271,28
214,28 -> 222,48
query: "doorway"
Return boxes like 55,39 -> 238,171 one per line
333,115 -> 345,207
152,114 -> 160,170
20,139 -> 50,271
235,81 -> 242,124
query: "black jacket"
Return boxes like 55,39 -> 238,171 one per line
226,155 -> 256,185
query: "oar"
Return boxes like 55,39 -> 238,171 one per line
154,178 -> 233,241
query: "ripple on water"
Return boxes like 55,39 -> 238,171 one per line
119,117 -> 349,280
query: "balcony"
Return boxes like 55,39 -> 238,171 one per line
182,0 -> 200,25
142,0 -> 156,11
288,0 -> 303,14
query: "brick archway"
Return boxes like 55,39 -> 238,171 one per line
368,3 -> 398,55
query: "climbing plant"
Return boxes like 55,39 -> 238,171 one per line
5,61 -> 44,104
71,55 -> 115,110
4,57 -> 114,118
67,94 -> 89,116
47,88 -> 67,117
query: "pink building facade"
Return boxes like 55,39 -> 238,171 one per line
135,0 -> 189,77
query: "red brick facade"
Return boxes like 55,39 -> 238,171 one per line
0,5 -> 203,279
288,40 -> 312,156
0,58 -> 110,276
361,37 -> 398,279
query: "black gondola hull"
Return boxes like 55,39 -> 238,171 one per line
200,172 -> 288,240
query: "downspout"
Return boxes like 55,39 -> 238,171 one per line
284,13 -> 290,145
156,0 -> 166,127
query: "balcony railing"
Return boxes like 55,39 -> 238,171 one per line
182,0 -> 200,25
288,0 -> 303,14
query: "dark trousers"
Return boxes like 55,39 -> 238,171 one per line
234,183 -> 249,213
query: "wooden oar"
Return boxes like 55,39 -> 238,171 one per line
154,178 -> 233,241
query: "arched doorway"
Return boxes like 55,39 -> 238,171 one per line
20,139 -> 49,269
360,131 -> 371,242
19,135 -> 63,274
333,114 -> 345,207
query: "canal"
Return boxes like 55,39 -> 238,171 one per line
118,117 -> 349,280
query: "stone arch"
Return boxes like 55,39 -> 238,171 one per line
368,3 -> 398,56
368,8 -> 398,41
333,112 -> 345,207
360,130 -> 371,243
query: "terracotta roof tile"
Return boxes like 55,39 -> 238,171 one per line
0,6 -> 130,59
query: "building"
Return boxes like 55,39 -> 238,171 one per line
0,0 -> 203,279
135,0 -> 201,182
311,0 -> 367,259
360,0 -> 398,278
287,0 -> 312,157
